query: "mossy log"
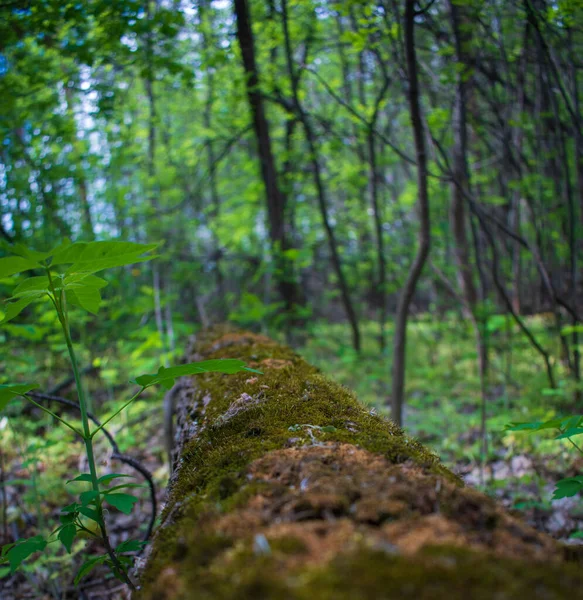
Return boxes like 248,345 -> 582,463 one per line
137,327 -> 583,599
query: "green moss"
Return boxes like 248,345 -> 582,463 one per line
136,327 -> 581,599
218,480 -> 273,513
140,540 -> 583,600
268,536 -> 308,555
167,334 -> 455,509
301,546 -> 583,600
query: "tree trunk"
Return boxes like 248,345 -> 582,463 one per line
233,0 -> 303,315
137,326 -> 583,599
448,0 -> 489,468
280,0 -> 361,352
200,0 -> 227,322
390,0 -> 431,426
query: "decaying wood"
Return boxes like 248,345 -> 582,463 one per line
136,326 -> 583,599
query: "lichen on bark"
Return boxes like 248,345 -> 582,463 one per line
136,326 -> 583,599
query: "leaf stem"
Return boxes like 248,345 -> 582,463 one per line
90,388 -> 145,439
22,395 -> 83,438
566,436 -> 583,456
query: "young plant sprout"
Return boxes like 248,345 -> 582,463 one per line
0,240 -> 257,588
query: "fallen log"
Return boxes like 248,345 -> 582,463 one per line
137,326 -> 583,599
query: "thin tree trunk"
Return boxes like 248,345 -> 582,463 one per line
233,0 -> 303,315
568,27 -> 582,404
164,277 -> 176,356
391,0 -> 431,426
153,264 -> 169,366
78,178 -> 95,241
448,0 -> 489,469
368,129 -> 387,352
64,86 -> 95,241
200,0 -> 226,321
280,0 -> 361,352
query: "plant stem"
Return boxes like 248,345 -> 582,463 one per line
65,319 -> 135,588
23,396 -> 83,437
91,388 -> 145,439
46,270 -> 135,590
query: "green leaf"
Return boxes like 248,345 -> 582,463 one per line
553,478 -> 583,499
74,555 -> 108,585
556,427 -> 583,439
0,566 -> 10,578
561,416 -> 583,430
67,474 -> 93,484
3,323 -> 47,341
8,243 -> 52,262
62,273 -> 108,289
116,539 -> 146,553
102,483 -> 145,494
79,490 -> 100,506
59,513 -> 76,525
65,287 -> 101,315
50,242 -> 88,266
542,388 -> 566,397
5,536 -> 46,572
1,541 -> 16,556
1,296 -> 39,324
556,476 -> 583,484
78,506 -> 103,525
0,383 -> 39,411
61,502 -> 81,514
505,418 -> 564,433
97,473 -> 133,485
0,256 -> 40,278
561,324 -> 583,336
61,241 -> 158,275
105,493 -> 139,515
10,276 -> 49,298
133,359 -> 257,388
58,524 -> 76,554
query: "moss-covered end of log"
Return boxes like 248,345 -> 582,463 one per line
136,327 -> 583,599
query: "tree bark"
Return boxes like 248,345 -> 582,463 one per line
233,0 -> 303,315
137,326 -> 583,599
390,0 -> 431,426
447,0 -> 489,467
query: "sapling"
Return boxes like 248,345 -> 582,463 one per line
0,240 -> 257,589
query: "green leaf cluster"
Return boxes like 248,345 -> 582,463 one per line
1,240 -> 158,323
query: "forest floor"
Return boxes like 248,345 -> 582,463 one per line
300,317 -> 583,544
1,316 -> 582,598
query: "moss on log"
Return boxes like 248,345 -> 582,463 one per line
137,327 -> 583,599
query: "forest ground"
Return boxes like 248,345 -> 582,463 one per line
301,317 -> 583,542
1,316 -> 582,597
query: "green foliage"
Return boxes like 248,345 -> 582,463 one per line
2,536 -> 47,573
0,240 -> 253,590
506,416 -> 583,499
104,493 -> 140,515
553,477 -> 583,500
74,555 -> 108,585
0,383 -> 39,411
